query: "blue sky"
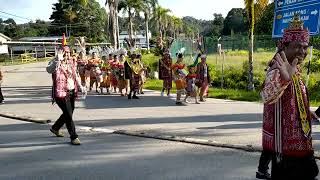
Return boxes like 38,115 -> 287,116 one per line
0,0 -> 244,24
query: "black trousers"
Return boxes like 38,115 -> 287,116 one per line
0,87 -> 3,102
315,106 -> 320,117
258,149 -> 272,173
271,153 -> 318,180
52,91 -> 78,140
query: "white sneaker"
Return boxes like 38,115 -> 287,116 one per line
161,92 -> 164,96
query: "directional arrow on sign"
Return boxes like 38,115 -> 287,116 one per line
311,10 -> 318,15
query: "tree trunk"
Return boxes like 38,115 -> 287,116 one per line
128,8 -> 133,41
248,32 -> 254,91
116,10 -> 120,49
145,12 -> 150,51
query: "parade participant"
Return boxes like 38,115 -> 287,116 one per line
138,55 -> 147,95
172,53 -> 187,105
76,52 -> 88,86
46,46 -> 86,145
184,64 -> 199,104
108,53 -> 113,63
259,15 -> 318,179
127,54 -> 143,99
88,52 -> 103,93
125,53 -> 135,99
0,68 -> 4,104
159,49 -> 173,97
110,54 -> 119,93
99,56 -> 111,94
117,53 -> 128,96
196,54 -> 211,102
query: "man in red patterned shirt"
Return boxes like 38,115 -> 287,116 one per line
257,15 -> 318,180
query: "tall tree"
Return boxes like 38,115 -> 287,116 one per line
106,0 -> 120,48
154,6 -> 171,38
139,0 -> 158,50
244,0 -> 255,91
50,0 -> 106,42
212,13 -> 224,37
255,2 -> 274,35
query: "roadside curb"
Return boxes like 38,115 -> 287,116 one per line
114,130 -> 320,159
0,112 -> 51,124
114,130 -> 262,152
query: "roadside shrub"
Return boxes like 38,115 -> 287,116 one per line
304,49 -> 320,73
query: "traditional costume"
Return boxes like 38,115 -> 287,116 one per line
184,65 -> 199,104
110,55 -> 119,93
99,59 -> 111,94
159,50 -> 173,96
127,54 -> 143,99
196,54 -> 211,102
46,45 -> 85,145
117,50 -> 128,96
260,15 -> 318,180
88,52 -> 103,93
172,53 -> 187,105
76,52 -> 88,86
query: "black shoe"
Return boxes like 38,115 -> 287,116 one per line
176,101 -> 183,105
132,95 -> 139,99
128,94 -> 132,99
256,171 -> 271,180
141,92 -> 144,94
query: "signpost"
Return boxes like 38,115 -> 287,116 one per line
273,0 -> 320,88
272,0 -> 320,38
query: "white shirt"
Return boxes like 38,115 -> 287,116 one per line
204,64 -> 208,77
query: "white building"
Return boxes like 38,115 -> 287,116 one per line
0,33 -> 11,54
119,30 -> 151,48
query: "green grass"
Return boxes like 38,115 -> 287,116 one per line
143,50 -> 320,106
144,79 -> 261,103
144,79 -> 320,106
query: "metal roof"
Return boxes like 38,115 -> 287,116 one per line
19,36 -> 62,41
0,33 -> 11,41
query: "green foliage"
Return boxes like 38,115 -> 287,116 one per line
304,49 -> 320,73
50,0 -> 107,42
255,2 -> 274,35
222,8 -> 248,35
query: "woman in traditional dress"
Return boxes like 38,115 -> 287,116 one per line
172,53 -> 187,105
110,55 -> 119,93
128,55 -> 144,99
99,56 -> 111,94
117,54 -> 128,96
76,52 -> 88,86
88,52 -> 103,93
159,49 -> 172,96
184,65 -> 199,104
196,54 -> 211,102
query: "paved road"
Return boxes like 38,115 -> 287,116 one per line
1,62 -> 320,179
2,62 -> 320,151
0,118 -> 263,180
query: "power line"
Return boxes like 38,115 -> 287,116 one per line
0,10 -> 33,21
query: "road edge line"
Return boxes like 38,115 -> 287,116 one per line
0,112 -> 51,124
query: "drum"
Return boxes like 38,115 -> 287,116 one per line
175,79 -> 186,90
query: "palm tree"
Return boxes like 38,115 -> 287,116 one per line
244,0 -> 269,91
155,6 -> 171,38
255,0 -> 269,22
106,0 -> 120,49
244,0 -> 255,91
171,16 -> 183,39
140,0 -> 158,51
